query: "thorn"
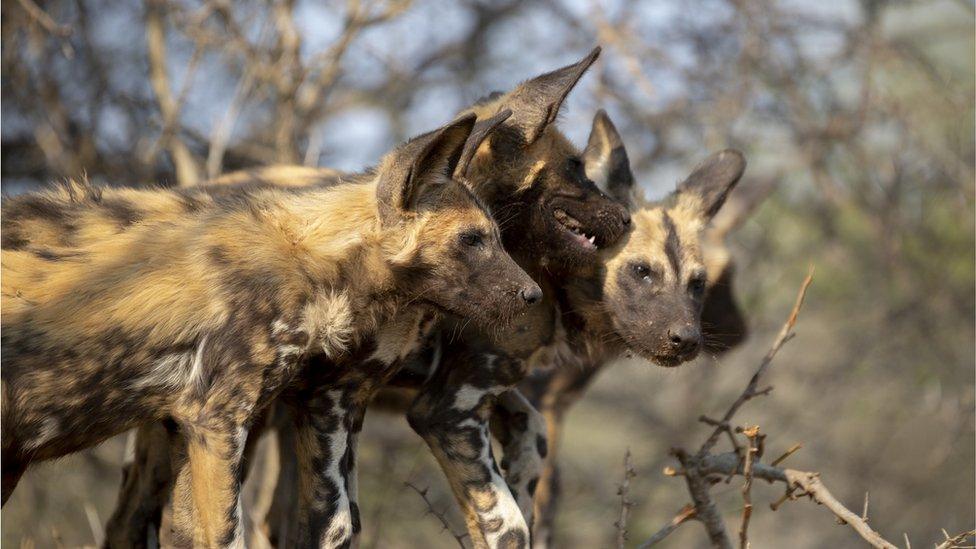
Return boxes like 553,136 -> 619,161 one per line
770,443 -> 803,466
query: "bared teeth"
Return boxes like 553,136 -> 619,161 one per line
587,235 -> 596,245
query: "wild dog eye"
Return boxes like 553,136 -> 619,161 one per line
459,231 -> 484,247
689,274 -> 707,296
568,157 -> 584,171
632,263 -> 654,281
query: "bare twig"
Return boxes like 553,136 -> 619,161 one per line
637,504 -> 697,549
145,0 -> 200,186
781,470 -> 896,549
697,267 -> 814,458
615,448 -> 637,549
16,0 -> 72,37
770,443 -> 803,467
738,426 -> 760,549
404,482 -> 467,549
935,529 -> 976,549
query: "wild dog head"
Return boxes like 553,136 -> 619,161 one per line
461,47 -> 631,274
577,110 -> 747,366
376,113 -> 542,328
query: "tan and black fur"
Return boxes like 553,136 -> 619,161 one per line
108,48 -> 639,549
1,113 -> 540,547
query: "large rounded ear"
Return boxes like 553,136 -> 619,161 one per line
455,109 -> 512,177
582,109 -> 635,208
377,114 -> 477,224
504,47 -> 601,144
674,149 -> 747,222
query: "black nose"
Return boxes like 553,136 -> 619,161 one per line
622,214 -> 631,226
520,285 -> 543,305
667,325 -> 701,354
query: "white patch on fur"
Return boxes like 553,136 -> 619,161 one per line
497,391 -> 547,527
452,377 -> 506,412
131,351 -> 193,391
271,319 -> 292,336
318,389 -> 353,547
227,425 -> 248,549
25,417 -> 60,451
276,344 -> 304,360
474,422 -> 530,546
452,385 -> 486,411
187,335 -> 209,391
302,291 -> 355,358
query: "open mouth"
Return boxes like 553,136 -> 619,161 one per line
552,208 -> 599,251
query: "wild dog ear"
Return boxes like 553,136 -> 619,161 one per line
503,47 -> 601,145
455,109 -> 512,177
583,109 -> 635,208
700,262 -> 748,354
674,149 -> 746,222
377,114 -> 477,223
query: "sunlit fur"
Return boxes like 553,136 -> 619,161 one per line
0,117 -> 538,546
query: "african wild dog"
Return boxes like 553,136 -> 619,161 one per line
109,47 -> 635,548
361,110 -> 750,545
1,113 -> 541,547
524,113 -> 764,547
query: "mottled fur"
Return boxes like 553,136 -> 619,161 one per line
2,114 -> 538,548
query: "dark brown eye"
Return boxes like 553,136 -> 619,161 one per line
459,231 -> 483,247
689,275 -> 706,296
632,263 -> 653,281
568,157 -> 584,171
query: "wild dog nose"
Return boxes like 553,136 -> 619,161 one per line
520,285 -> 543,305
621,214 -> 631,226
667,325 -> 701,354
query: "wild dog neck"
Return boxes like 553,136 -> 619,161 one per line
241,182 -> 437,348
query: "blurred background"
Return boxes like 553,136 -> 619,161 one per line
2,0 -> 973,547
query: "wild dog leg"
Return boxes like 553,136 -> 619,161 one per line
291,386 -> 362,548
346,406 -> 366,548
408,347 -> 529,549
166,421 -> 249,549
519,364 -> 599,549
263,407 -> 299,546
104,422 -> 176,549
490,390 -> 547,531
526,404 -> 565,549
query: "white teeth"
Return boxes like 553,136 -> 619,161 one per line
587,235 -> 596,245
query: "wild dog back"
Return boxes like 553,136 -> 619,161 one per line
0,114 -> 538,505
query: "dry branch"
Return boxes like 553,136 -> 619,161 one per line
782,470 -> 896,549
636,505 -> 696,549
615,449 -> 637,549
145,0 -> 200,186
405,482 -> 467,549
696,270 -> 813,459
935,529 -> 976,549
738,426 -> 760,549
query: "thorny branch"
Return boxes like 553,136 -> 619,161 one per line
934,529 -> 976,549
738,426 -> 760,549
405,482 -> 468,549
615,448 -> 636,549
696,270 -> 813,459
